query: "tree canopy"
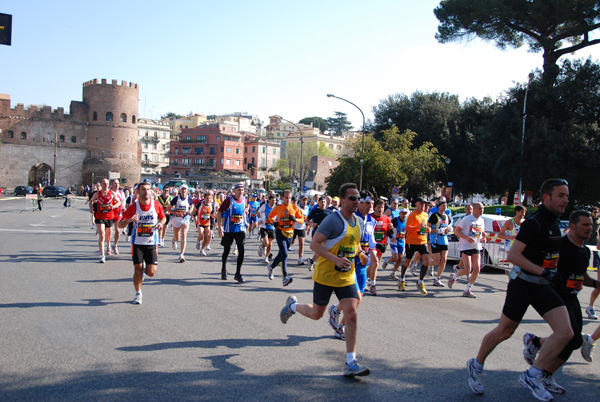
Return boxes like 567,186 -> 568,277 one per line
299,116 -> 329,133
327,111 -> 353,135
435,0 -> 600,86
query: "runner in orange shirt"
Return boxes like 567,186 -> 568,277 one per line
398,197 -> 431,295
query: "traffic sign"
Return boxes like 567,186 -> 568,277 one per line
392,186 -> 400,194
302,186 -> 308,192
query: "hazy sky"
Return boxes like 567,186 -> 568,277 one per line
3,1 -> 600,129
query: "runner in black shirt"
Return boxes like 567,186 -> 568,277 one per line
305,197 -> 331,270
466,179 -> 573,401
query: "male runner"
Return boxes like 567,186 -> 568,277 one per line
169,184 -> 193,262
428,199 -> 451,287
118,180 -> 166,304
521,210 -> 600,394
217,184 -> 248,283
280,183 -> 370,378
398,197 -> 431,294
367,199 -> 393,296
382,198 -> 401,270
466,179 -> 573,401
497,205 -> 527,253
306,197 -> 332,270
448,202 -> 486,298
267,190 -> 304,286
110,179 -> 126,255
257,194 -> 276,264
389,208 -> 409,280
192,191 -> 216,256
247,194 -> 260,237
292,195 -> 310,265
89,178 -> 121,263
585,207 -> 600,319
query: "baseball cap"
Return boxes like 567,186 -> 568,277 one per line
233,183 -> 244,189
301,194 -> 308,199
400,208 -> 409,213
414,196 -> 428,205
180,184 -> 188,190
332,196 -> 340,202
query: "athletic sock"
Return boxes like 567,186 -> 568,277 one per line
290,302 -> 297,313
472,359 -> 484,371
371,280 -> 376,287
346,352 -> 356,365
528,366 -> 543,378
466,283 -> 473,291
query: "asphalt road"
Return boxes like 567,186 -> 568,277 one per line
0,196 -> 598,401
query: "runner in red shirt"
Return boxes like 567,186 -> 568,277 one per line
367,199 -> 393,296
89,178 -> 121,263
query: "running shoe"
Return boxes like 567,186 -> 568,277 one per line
268,265 -> 274,280
418,282 -> 427,295
264,257 -> 270,264
463,289 -> 476,298
179,256 -> 185,263
389,272 -> 398,280
409,264 -> 417,276
382,258 -> 389,270
232,249 -> 238,256
196,240 -> 201,250
540,372 -> 565,394
280,295 -> 297,324
200,249 -> 206,256
308,258 -> 315,271
298,259 -> 305,265
398,280 -> 406,291
113,245 -> 119,255
466,358 -> 484,395
234,274 -> 245,283
518,370 -> 553,401
581,334 -> 595,362
126,235 -> 131,242
106,247 -> 111,256
258,245 -> 263,257
344,360 -> 370,377
328,305 -> 341,331
369,285 -> 377,296
447,274 -> 456,289
99,255 -> 105,263
283,276 -> 293,287
221,269 -> 227,280
269,253 -> 273,259
523,333 -> 540,365
586,305 -> 598,320
427,265 -> 434,276
433,278 -> 444,287
132,293 -> 142,304
334,323 -> 345,340
172,241 -> 177,251
206,245 -> 211,250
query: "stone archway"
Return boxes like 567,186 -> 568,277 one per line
29,163 -> 52,187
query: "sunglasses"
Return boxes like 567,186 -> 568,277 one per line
345,195 -> 360,201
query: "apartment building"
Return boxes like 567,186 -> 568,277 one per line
137,118 -> 172,175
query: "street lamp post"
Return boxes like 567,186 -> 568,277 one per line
518,73 -> 535,205
326,94 -> 366,191
273,115 -> 303,192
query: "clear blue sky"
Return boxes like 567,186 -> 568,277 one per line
2,1 -> 600,129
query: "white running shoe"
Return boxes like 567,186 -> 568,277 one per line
433,278 -> 444,287
586,305 -> 598,320
463,289 -> 476,298
196,240 -> 201,250
206,245 -> 211,250
264,257 -> 270,264
172,241 -> 177,251
466,358 -> 484,395
132,293 -> 142,304
581,334 -> 595,362
268,265 -> 274,280
232,249 -> 238,256
298,259 -> 305,265
518,370 -> 553,402
99,255 -> 105,263
258,245 -> 263,257
540,372 -> 565,394
328,304 -> 341,330
523,333 -> 540,365
282,276 -> 293,287
200,249 -> 207,256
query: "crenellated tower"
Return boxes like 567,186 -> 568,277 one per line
81,78 -> 141,185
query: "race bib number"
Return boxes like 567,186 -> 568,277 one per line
418,226 -> 427,235
100,203 -> 112,213
470,224 -> 483,238
201,213 -> 210,220
542,252 -> 559,269
231,214 -> 243,224
360,241 -> 369,252
566,273 -> 584,293
374,229 -> 385,241
137,223 -> 154,237
396,231 -> 405,240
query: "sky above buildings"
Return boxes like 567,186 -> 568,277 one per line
3,1 -> 600,129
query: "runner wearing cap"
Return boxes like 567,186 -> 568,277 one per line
428,199 -> 452,287
247,194 -> 260,238
383,198 -> 401,270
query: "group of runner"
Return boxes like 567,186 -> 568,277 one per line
84,177 -> 599,391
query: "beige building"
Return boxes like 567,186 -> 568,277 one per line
283,130 -> 357,157
265,115 -> 320,157
169,114 -> 207,140
138,118 -> 172,175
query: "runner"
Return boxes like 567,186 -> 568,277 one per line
257,194 -> 276,264
389,208 -> 409,280
382,198 -> 401,270
117,180 -> 166,304
89,178 -> 121,263
292,194 -> 310,265
466,178 -> 572,401
520,210 -> 600,395
279,183 -> 370,378
448,202 -> 486,298
305,197 -> 332,270
156,187 -> 172,247
398,197 -> 431,294
247,194 -> 260,237
191,190 -> 216,256
367,199 -> 393,296
585,207 -> 600,319
428,199 -> 451,287
169,184 -> 193,263
217,184 -> 248,283
497,205 -> 528,253
110,179 -> 126,255
267,190 -> 305,286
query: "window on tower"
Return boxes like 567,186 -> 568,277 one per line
120,113 -> 127,122
106,112 -> 113,121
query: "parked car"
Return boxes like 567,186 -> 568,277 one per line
447,213 -> 511,270
14,185 -> 34,196
42,185 -> 67,197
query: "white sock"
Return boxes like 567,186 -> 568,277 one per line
136,291 -> 142,295
466,283 -> 473,291
290,302 -> 297,313
346,352 -> 356,365
371,280 -> 376,286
